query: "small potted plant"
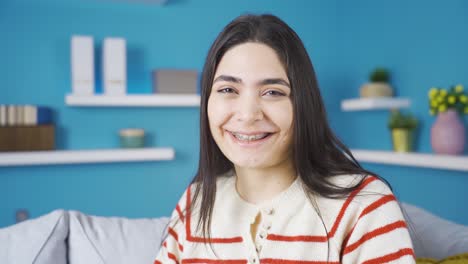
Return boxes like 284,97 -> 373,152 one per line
360,67 -> 394,98
428,84 -> 468,155
388,110 -> 418,152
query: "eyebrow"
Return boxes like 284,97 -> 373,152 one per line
213,75 -> 290,88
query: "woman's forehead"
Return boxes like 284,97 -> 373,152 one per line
214,42 -> 288,83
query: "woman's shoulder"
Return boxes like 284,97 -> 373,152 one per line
328,173 -> 393,195
318,174 -> 403,231
322,174 -> 397,214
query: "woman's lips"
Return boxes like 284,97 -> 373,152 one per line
226,130 -> 274,148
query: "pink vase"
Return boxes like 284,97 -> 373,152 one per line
431,109 -> 466,155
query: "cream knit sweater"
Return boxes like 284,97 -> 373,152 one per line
154,172 -> 415,264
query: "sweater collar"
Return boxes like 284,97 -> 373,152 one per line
224,171 -> 304,223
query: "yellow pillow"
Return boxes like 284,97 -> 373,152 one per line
417,254 -> 468,264
439,253 -> 468,264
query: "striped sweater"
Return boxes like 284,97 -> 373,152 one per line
154,172 -> 415,264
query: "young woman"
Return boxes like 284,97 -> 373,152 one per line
154,14 -> 415,264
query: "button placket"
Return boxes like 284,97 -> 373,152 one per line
254,207 -> 275,257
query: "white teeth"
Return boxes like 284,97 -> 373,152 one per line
232,132 -> 269,141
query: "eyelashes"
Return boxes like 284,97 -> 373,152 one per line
217,87 -> 236,94
216,87 -> 287,97
263,90 -> 287,97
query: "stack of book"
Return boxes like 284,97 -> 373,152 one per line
0,105 -> 55,151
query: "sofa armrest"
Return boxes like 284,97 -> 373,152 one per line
403,202 -> 468,260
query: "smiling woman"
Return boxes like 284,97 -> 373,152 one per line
154,14 -> 415,264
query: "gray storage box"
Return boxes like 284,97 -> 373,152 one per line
152,69 -> 198,94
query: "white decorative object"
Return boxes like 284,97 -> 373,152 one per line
23,105 -> 34,126
71,35 -> 95,95
7,105 -> 16,126
103,37 -> 127,95
0,105 -> 6,126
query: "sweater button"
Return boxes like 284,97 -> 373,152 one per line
256,244 -> 263,252
263,207 -> 274,215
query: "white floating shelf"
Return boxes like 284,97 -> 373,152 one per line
0,148 -> 175,167
66,94 -> 200,107
351,149 -> 468,172
341,97 -> 411,111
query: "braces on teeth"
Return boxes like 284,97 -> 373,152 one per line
233,133 -> 269,141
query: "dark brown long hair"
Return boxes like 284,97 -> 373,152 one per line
191,14 -> 385,241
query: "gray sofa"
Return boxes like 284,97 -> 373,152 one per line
0,203 -> 467,264
0,210 -> 169,264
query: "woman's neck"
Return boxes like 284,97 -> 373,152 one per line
234,159 -> 296,205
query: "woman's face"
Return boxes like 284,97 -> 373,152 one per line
207,42 -> 293,170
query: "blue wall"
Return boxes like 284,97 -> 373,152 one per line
1,0 -> 467,228
332,0 -> 468,226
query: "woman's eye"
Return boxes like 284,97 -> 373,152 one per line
264,90 -> 286,96
217,87 -> 236,94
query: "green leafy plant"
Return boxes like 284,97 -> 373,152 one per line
370,68 -> 390,83
388,110 -> 418,130
428,84 -> 468,116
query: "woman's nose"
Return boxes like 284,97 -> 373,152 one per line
235,94 -> 263,123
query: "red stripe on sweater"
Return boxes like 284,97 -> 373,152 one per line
185,185 -> 244,244
161,242 -> 180,263
267,234 -> 327,242
261,259 -> 339,264
154,261 -> 162,264
362,248 -> 415,264
169,227 -> 179,241
182,259 -> 247,264
359,194 -> 396,219
168,251 -> 179,264
267,176 -> 377,242
176,204 -> 185,223
168,227 -> 184,252
341,193 -> 397,255
328,176 -> 376,237
343,220 -> 408,255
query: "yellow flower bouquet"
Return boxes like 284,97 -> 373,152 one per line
428,84 -> 466,155
428,84 -> 468,115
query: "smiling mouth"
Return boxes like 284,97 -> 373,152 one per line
227,131 -> 274,143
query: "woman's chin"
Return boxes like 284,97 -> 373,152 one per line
232,159 -> 270,170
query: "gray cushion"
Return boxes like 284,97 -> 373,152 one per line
0,209 -> 68,264
402,202 -> 468,260
67,210 -> 169,264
